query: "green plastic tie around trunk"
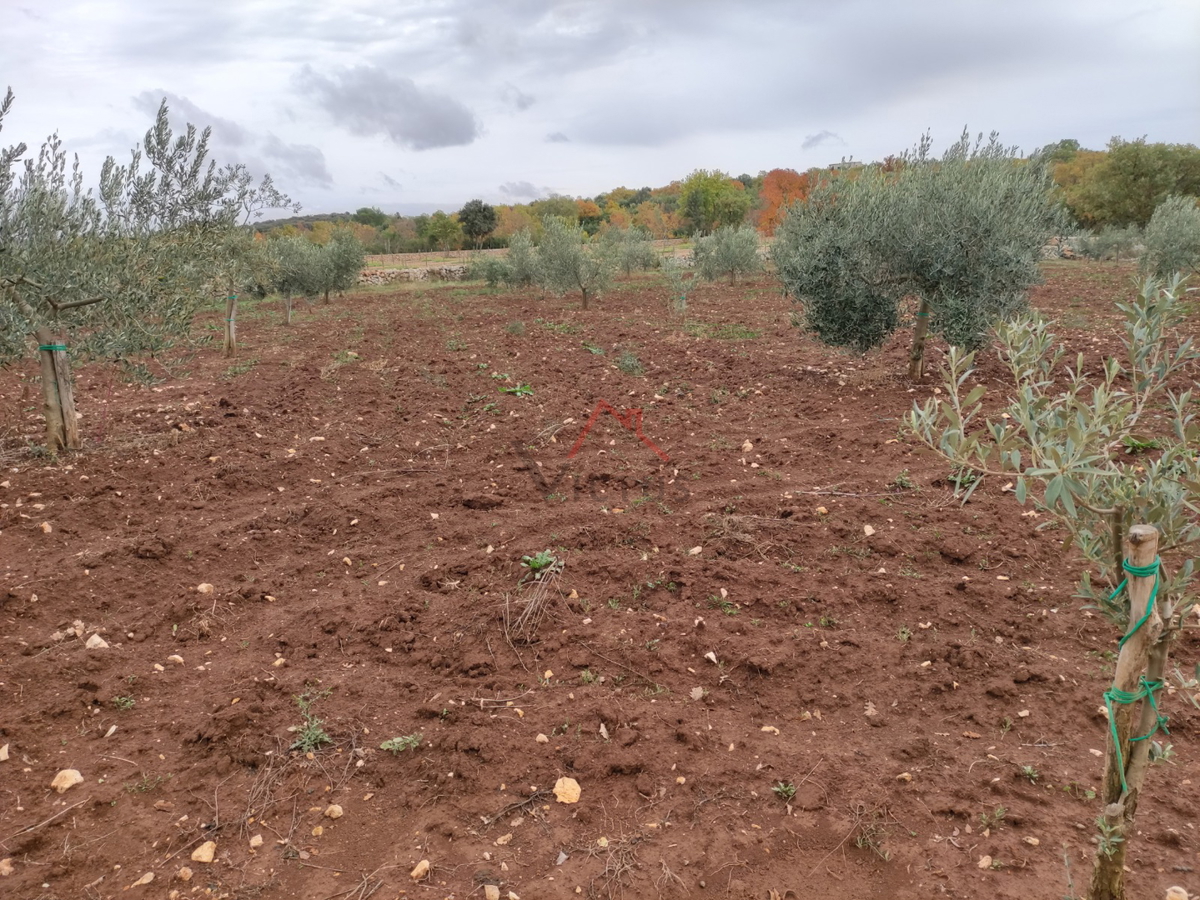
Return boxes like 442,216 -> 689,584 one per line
38,344 -> 67,351
1102,557 -> 1168,793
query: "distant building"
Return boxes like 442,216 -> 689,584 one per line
826,158 -> 863,172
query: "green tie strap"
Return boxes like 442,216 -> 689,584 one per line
38,344 -> 67,352
1102,556 -> 1168,793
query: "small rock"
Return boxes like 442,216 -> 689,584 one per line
191,841 -> 216,864
167,655 -> 184,665
553,777 -> 581,804
1023,836 -> 1039,846
863,525 -> 876,536
508,893 -> 521,900
484,885 -> 501,900
153,800 -> 174,812
131,872 -> 154,887
535,734 -> 549,743
324,804 -> 343,819
816,506 -> 828,515
176,867 -> 193,882
249,834 -> 263,849
688,546 -> 702,555
85,634 -> 109,650
896,772 -> 913,782
196,583 -> 214,594
0,743 -> 8,761
741,440 -> 753,452
977,855 -> 992,870
40,521 -> 52,533
51,769 -> 84,793
1165,888 -> 1189,900
0,858 -> 13,877
495,833 -> 513,846
410,859 -> 430,881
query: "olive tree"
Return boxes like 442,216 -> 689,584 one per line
268,236 -> 321,325
693,224 -> 761,284
907,275 -> 1198,900
773,130 -> 1067,378
1140,194 -> 1200,279
600,225 -> 658,276
537,216 -> 614,309
0,89 -> 294,449
313,227 -> 365,303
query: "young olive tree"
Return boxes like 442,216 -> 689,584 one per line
1140,194 -> 1200,279
693,224 -> 761,284
506,229 -> 543,288
0,89 -> 294,450
313,227 -> 365,303
773,131 -> 1066,378
600,225 -> 658,276
537,216 -> 614,310
269,236 -> 322,325
907,276 -> 1199,900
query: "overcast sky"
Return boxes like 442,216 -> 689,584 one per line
3,1 -> 1197,217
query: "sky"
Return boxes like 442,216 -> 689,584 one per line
2,0 -> 1197,218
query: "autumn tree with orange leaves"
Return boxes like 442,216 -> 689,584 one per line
755,168 -> 811,235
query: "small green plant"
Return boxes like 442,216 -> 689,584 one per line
890,469 -> 917,490
607,597 -> 621,610
290,688 -> 333,753
125,774 -> 164,793
520,550 -> 561,580
582,340 -> 605,355
980,806 -> 1007,830
579,669 -> 596,684
505,321 -> 526,335
896,625 -> 913,643
112,696 -> 136,711
616,350 -> 643,376
1120,434 -> 1162,453
1095,814 -> 1125,858
1149,740 -> 1175,764
380,734 -> 422,755
1020,764 -> 1040,784
772,781 -> 797,802
500,383 -> 534,397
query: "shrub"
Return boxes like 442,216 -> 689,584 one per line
1140,194 -> 1200,278
468,254 -> 512,288
693,224 -> 761,284
1077,224 -> 1143,261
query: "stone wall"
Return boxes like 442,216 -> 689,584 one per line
358,265 -> 470,285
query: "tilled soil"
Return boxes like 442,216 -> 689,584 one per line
1,260 -> 1197,900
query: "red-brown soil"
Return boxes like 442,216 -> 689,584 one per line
1,261 -> 1197,900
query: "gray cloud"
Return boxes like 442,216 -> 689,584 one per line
295,64 -> 479,150
545,132 -> 569,143
501,83 -> 535,111
262,133 -> 332,187
500,180 -> 548,199
802,130 -> 842,150
130,91 -> 332,189
379,172 -> 402,189
133,90 -> 250,146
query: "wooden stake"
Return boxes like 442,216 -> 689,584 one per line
223,293 -> 238,357
1089,523 -> 1163,900
52,337 -> 81,450
34,326 -> 66,453
907,299 -> 931,380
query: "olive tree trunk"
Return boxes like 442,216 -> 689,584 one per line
1089,524 -> 1170,900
